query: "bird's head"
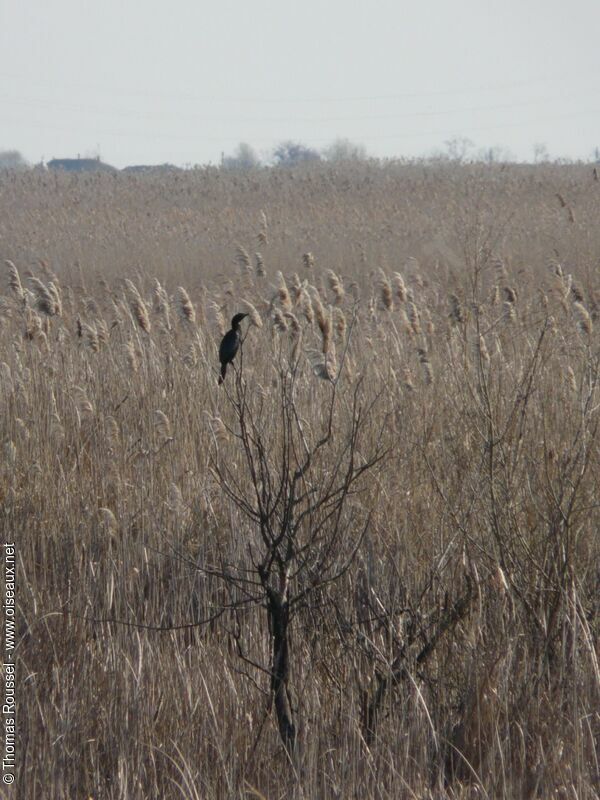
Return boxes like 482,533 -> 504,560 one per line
231,313 -> 248,329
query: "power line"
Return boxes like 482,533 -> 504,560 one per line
3,105 -> 599,146
1,86 -> 599,126
0,69 -> 589,106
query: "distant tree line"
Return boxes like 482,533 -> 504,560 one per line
2,141 -> 600,173
221,137 -> 369,169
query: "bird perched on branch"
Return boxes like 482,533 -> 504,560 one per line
218,313 -> 248,384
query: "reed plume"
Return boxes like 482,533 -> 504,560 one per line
393,272 -> 406,303
204,411 -> 228,445
299,290 -> 314,324
312,289 -> 331,353
152,279 -> 171,328
154,410 -> 172,440
209,301 -> 226,336
24,308 -> 43,340
176,286 -> 196,324
503,286 -> 517,323
306,347 -> 336,382
123,340 -> 139,372
406,301 -> 421,335
257,210 -> 268,247
402,368 -> 415,393
98,508 -> 118,534
291,273 -> 304,302
477,335 -> 490,368
30,277 -> 59,316
379,270 -> 393,311
125,281 -> 151,333
493,257 -> 508,281
327,270 -> 345,305
104,416 -> 120,450
5,260 -> 24,303
573,302 -> 593,336
242,299 -> 263,328
449,293 -> 465,325
276,272 -> 292,311
73,386 -> 94,425
96,318 -> 109,346
235,245 -> 252,273
48,282 -> 62,316
333,307 -> 347,341
272,308 -> 288,332
82,322 -> 100,353
284,311 -> 301,336
255,252 -> 266,277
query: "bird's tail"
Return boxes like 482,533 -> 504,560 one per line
218,363 -> 227,385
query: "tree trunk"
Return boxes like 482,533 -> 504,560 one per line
268,594 -> 296,755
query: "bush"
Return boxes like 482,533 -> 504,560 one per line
221,142 -> 261,170
0,149 -> 29,170
272,140 -> 321,167
322,137 -> 367,162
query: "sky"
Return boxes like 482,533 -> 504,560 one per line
1,0 -> 600,168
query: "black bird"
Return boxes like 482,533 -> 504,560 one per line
218,313 -> 248,384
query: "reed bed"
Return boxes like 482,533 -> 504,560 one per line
1,161 -> 599,798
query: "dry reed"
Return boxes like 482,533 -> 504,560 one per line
4,162 -> 599,800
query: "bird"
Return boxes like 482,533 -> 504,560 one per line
218,313 -> 248,384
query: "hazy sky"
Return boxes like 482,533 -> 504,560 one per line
2,0 -> 599,167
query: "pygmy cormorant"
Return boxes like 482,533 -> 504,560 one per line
218,313 -> 248,384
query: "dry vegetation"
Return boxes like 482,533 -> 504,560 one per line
1,162 -> 599,798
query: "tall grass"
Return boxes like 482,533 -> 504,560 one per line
1,161 -> 599,798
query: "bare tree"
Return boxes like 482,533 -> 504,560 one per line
209,340 -> 388,755
443,137 -> 474,163
272,141 -> 321,167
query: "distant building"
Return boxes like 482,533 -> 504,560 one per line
47,157 -> 117,173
